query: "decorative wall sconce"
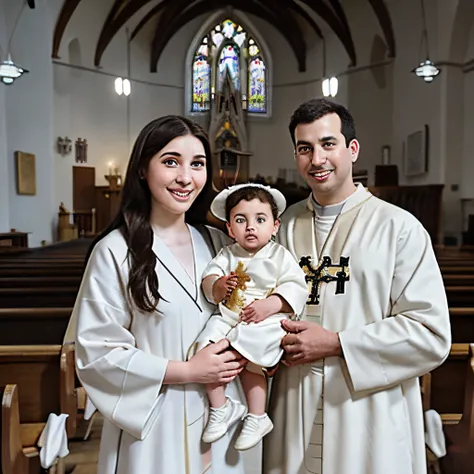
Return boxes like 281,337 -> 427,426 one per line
115,77 -> 131,96
322,77 -> 339,98
75,138 -> 88,163
321,38 -> 338,97
57,136 -> 72,156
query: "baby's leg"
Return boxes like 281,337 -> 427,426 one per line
239,368 -> 266,415
234,366 -> 274,451
206,383 -> 227,409
202,364 -> 246,444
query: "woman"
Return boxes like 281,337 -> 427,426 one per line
73,116 -> 248,473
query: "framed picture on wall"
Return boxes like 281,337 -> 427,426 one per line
15,151 -> 36,195
404,125 -> 429,177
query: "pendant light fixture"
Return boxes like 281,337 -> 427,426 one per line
412,0 -> 440,83
0,0 -> 29,85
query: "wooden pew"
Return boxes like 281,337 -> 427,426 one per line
0,277 -> 81,289
1,384 -> 42,474
444,275 -> 474,286
440,266 -> 474,275
439,344 -> 474,474
0,344 -> 77,474
450,308 -> 474,343
446,287 -> 474,308
0,308 -> 72,345
0,344 -> 77,438
0,288 -> 78,308
0,268 -> 84,278
429,344 -> 470,420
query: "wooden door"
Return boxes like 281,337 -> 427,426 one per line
73,167 -> 95,211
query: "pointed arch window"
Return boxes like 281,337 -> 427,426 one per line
190,18 -> 268,115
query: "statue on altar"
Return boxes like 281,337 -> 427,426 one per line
208,68 -> 252,190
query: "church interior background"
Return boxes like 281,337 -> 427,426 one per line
1,0 -> 474,248
1,2 -> 474,474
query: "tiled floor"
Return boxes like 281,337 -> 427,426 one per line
65,416 -> 101,474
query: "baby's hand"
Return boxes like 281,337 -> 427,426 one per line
212,273 -> 238,303
240,299 -> 273,323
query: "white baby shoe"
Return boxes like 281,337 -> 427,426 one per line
202,398 -> 247,444
234,413 -> 273,451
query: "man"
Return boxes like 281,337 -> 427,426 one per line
263,98 -> 451,474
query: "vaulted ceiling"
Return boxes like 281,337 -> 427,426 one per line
52,0 -> 395,73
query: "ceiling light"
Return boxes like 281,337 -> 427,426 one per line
412,59 -> 440,83
0,55 -> 28,85
412,0 -> 440,83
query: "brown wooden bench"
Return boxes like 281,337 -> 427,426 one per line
0,344 -> 78,474
428,344 -> 470,419
444,275 -> 474,286
450,308 -> 474,343
0,308 -> 72,345
440,266 -> 474,275
1,383 -> 42,474
0,277 -> 81,289
0,268 -> 85,278
446,286 -> 474,307
0,288 -> 78,308
438,344 -> 474,474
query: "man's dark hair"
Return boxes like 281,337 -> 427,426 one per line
225,186 -> 279,222
289,98 -> 356,147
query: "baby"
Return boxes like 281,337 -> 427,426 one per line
193,183 -> 308,451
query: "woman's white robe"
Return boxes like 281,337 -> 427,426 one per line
73,226 -> 257,474
263,185 -> 451,474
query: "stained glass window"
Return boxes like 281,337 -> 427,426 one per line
192,40 -> 211,112
248,56 -> 266,113
218,44 -> 240,92
190,19 -> 268,115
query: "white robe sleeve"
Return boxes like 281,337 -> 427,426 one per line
272,247 -> 309,317
339,223 -> 451,393
74,241 -> 168,440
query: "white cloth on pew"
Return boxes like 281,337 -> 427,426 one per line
424,409 -> 446,458
37,413 -> 70,469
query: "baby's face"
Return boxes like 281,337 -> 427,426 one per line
226,198 -> 279,253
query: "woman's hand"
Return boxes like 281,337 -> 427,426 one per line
212,273 -> 238,303
186,339 -> 246,384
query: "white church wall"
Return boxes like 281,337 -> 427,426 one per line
389,0 -> 443,187
0,0 -> 10,232
342,0 -> 394,186
53,2 -> 202,212
4,1 -> 55,247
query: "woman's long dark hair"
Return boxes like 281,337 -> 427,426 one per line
88,115 -> 214,312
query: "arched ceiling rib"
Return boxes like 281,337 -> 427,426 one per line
149,0 -> 307,72
366,0 -> 396,57
298,0 -> 356,65
52,0 -> 396,73
52,0 -> 82,58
